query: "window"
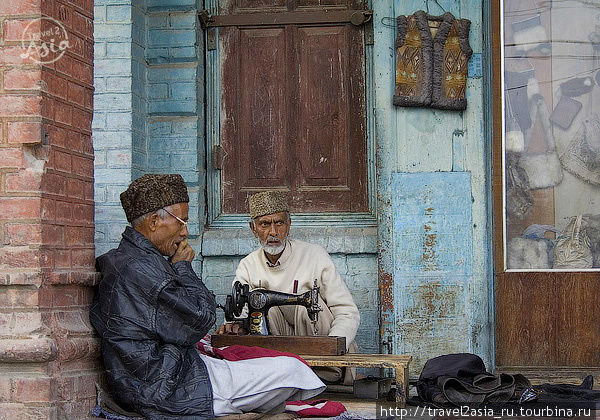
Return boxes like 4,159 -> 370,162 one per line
502,0 -> 600,270
204,0 -> 376,227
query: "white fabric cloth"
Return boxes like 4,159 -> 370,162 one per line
234,238 -> 360,347
198,353 -> 325,416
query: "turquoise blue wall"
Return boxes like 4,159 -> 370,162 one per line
93,0 -> 136,256
93,0 -> 204,257
374,0 -> 493,371
92,0 -> 493,371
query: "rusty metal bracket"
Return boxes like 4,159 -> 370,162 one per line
198,9 -> 373,28
198,9 -> 214,29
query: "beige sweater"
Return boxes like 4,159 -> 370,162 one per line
234,238 -> 360,344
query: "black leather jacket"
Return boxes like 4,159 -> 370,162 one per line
90,227 -> 216,419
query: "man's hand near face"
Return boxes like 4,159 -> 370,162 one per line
171,239 -> 195,263
215,322 -> 246,335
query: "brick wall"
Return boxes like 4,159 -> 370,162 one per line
0,0 -> 99,417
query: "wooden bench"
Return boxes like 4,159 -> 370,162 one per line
298,354 -> 412,407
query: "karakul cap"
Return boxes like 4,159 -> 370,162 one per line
120,174 -> 189,222
249,191 -> 289,219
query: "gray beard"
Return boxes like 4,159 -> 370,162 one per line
260,238 -> 286,256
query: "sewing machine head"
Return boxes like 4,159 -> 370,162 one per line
220,280 -> 322,335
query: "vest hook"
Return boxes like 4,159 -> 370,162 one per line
426,0 -> 446,14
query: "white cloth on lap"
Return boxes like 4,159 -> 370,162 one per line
198,353 -> 325,416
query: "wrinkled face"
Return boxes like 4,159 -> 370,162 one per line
250,211 -> 290,256
151,202 -> 189,257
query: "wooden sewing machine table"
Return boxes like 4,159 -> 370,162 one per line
211,335 -> 412,407
298,353 -> 412,407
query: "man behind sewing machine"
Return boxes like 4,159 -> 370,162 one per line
90,175 -> 325,418
217,190 -> 360,385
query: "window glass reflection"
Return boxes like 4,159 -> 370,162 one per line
504,0 -> 600,269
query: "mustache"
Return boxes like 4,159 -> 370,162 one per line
260,236 -> 286,255
260,236 -> 284,246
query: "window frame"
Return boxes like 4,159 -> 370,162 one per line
493,0 -> 600,273
203,0 -> 377,229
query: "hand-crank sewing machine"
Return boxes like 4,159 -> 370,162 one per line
213,280 -> 413,406
219,280 -> 322,335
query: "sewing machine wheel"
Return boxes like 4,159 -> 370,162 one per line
230,281 -> 247,317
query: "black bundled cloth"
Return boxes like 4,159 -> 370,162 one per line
409,353 -> 527,408
531,376 -> 600,411
408,353 -> 600,412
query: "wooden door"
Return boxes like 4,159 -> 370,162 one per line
492,1 -> 600,375
216,0 -> 369,214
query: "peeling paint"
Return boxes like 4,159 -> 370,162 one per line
422,231 -> 437,269
379,271 -> 393,311
403,282 -> 462,319
391,172 -> 473,367
374,0 -> 490,369
422,202 -> 438,270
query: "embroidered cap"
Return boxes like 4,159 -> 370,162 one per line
248,191 -> 289,219
120,174 -> 189,222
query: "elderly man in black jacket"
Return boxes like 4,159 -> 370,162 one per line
90,174 -> 324,419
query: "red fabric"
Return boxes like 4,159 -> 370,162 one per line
197,335 -> 309,366
285,399 -> 346,417
213,344 -> 309,366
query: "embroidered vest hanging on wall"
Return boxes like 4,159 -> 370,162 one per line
394,10 -> 472,110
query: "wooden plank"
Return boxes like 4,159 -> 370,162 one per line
490,0 -> 504,277
556,274 -> 600,366
372,0 -> 398,355
300,354 -> 411,368
210,335 -> 346,355
495,272 -> 557,366
207,11 -> 364,27
497,367 -> 600,386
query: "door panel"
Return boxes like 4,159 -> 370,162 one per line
496,272 -> 600,367
495,272 -> 557,366
231,0 -> 286,13
298,26 -> 348,184
239,28 -> 288,187
297,0 -> 348,8
556,275 -> 600,366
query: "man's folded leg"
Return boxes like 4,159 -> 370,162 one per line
230,387 -> 298,414
312,340 -> 358,386
198,352 -> 325,416
291,305 -> 359,385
